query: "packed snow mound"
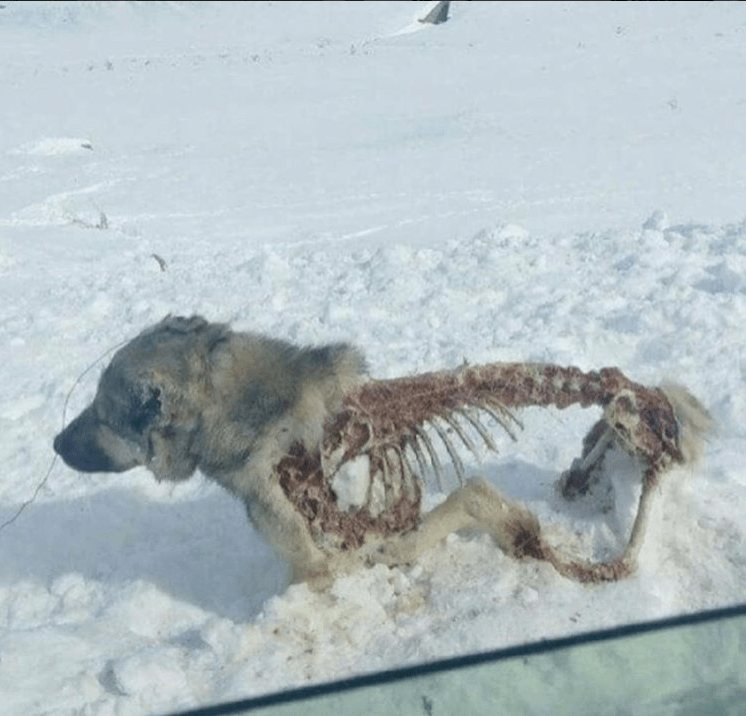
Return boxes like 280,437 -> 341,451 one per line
8,137 -> 94,156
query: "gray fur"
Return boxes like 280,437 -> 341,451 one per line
54,314 -> 365,488
54,315 -> 369,583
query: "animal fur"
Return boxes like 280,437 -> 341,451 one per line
53,315 -> 712,588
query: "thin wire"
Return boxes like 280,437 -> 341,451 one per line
0,339 -> 127,533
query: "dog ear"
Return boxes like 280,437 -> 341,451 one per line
155,315 -> 230,347
156,314 -> 209,333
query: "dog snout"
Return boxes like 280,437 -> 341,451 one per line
53,408 -> 120,473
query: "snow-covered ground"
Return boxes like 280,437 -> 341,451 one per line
1,2 -> 745,714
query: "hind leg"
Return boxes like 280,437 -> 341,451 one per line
556,420 -> 615,500
375,478 -> 543,566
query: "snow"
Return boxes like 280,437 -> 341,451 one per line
1,1 -> 745,714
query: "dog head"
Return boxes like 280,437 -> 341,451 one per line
53,315 -> 229,481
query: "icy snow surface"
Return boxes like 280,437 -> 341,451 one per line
1,2 -> 745,714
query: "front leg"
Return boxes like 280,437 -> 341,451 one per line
243,479 -> 330,585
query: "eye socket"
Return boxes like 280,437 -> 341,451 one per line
130,386 -> 162,433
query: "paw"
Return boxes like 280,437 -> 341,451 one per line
372,535 -> 419,567
292,560 -> 335,592
306,570 -> 336,593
